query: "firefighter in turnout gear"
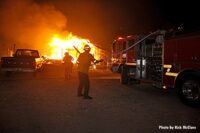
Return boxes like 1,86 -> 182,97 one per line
63,52 -> 73,80
77,44 -> 102,99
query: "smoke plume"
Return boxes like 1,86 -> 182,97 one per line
0,0 -> 67,56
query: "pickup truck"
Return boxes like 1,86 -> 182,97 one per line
0,49 -> 44,75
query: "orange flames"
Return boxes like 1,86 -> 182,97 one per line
48,33 -> 97,63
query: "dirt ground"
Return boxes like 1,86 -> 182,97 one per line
0,64 -> 199,133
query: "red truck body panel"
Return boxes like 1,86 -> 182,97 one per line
164,32 -> 200,87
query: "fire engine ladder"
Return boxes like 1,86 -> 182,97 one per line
122,30 -> 163,53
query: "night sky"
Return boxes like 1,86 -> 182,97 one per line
1,0 -> 200,50
38,0 -> 200,49
37,0 -> 165,48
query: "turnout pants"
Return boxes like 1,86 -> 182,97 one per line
64,64 -> 72,79
77,72 -> 90,96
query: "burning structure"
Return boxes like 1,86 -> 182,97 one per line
48,33 -> 100,63
0,0 -> 107,62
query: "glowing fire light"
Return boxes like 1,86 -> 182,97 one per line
48,33 -> 96,63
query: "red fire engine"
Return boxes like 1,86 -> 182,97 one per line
111,30 -> 200,107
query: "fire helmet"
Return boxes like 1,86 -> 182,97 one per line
64,51 -> 69,55
84,44 -> 91,51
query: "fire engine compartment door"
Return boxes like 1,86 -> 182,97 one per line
135,59 -> 146,79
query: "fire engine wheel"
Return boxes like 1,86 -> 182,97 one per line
179,77 -> 200,107
120,65 -> 129,85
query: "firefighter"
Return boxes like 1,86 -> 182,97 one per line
77,44 -> 102,99
63,52 -> 73,79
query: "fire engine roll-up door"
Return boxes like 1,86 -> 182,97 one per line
136,59 -> 146,79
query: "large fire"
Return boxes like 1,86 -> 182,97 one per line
48,33 -> 97,63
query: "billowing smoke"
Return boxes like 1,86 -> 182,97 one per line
0,0 -> 67,56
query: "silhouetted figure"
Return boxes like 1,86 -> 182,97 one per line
77,44 -> 102,99
63,52 -> 73,80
